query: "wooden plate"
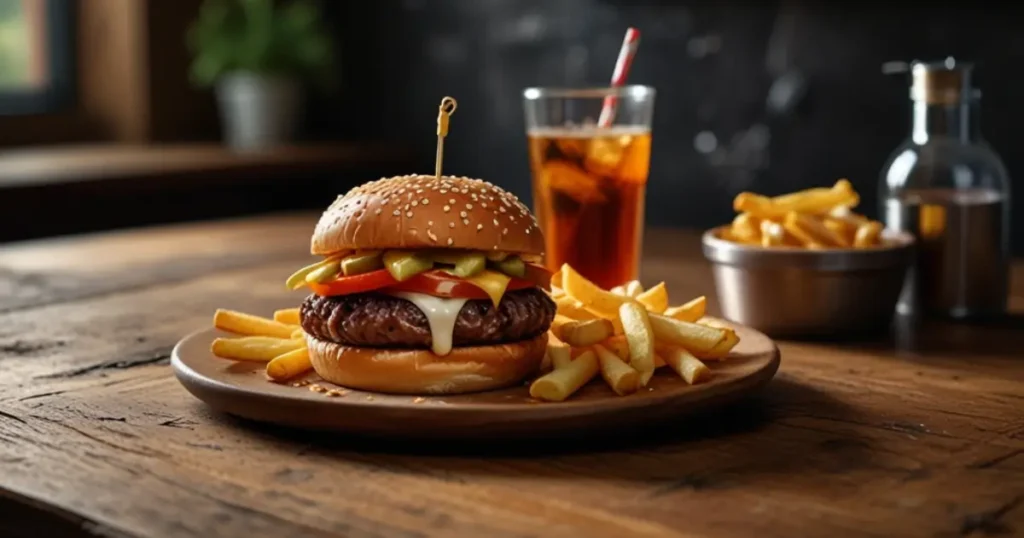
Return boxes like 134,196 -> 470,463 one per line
171,319 -> 780,439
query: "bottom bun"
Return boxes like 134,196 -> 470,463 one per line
306,333 -> 548,395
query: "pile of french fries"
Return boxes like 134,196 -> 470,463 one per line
723,179 -> 885,249
529,264 -> 739,402
210,308 -> 314,382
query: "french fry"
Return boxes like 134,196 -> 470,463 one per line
273,308 -> 301,325
559,318 -> 615,347
784,212 -> 848,247
561,264 -> 632,319
266,347 -> 312,381
213,309 -> 296,339
211,336 -> 305,362
610,285 -> 626,296
689,327 -> 740,360
593,344 -> 640,396
731,213 -> 762,244
635,282 -> 669,313
291,327 -> 305,339
660,347 -> 712,384
529,349 -> 599,402
550,314 -> 575,337
547,331 -> 571,369
823,218 -> 857,246
624,280 -> 644,298
663,296 -> 706,322
550,286 -> 565,298
735,179 -> 858,219
601,335 -> 630,361
550,266 -> 564,289
854,221 -> 883,248
555,295 -> 599,321
760,220 -> 785,247
618,302 -> 656,385
647,314 -> 726,353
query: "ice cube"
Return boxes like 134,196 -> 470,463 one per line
542,160 -> 607,204
584,135 -> 631,177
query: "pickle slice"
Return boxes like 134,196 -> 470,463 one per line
383,251 -> 433,281
430,251 -> 485,278
286,256 -> 340,289
305,260 -> 341,283
494,256 -> 526,278
341,251 -> 383,276
450,253 -> 486,278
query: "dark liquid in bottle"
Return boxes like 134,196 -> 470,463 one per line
884,188 -> 1008,318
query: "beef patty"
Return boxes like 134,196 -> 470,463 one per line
300,288 -> 556,349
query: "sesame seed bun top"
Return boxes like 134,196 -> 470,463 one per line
311,175 -> 545,255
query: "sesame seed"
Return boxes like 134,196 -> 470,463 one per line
503,228 -> 509,235
393,209 -> 401,216
499,207 -> 507,213
493,219 -> 499,226
375,208 -> 382,215
406,211 -> 413,217
428,220 -> 434,226
411,200 -> 419,207
449,199 -> 456,204
421,198 -> 429,205
463,219 -> 469,226
398,188 -> 405,194
416,189 -> 423,193
440,189 -> 448,194
466,203 -> 473,210
510,216 -> 516,222
447,238 -> 454,246
443,205 -> 451,212
382,199 -> 389,205
460,211 -> 467,218
481,203 -> 488,208
476,224 -> 483,231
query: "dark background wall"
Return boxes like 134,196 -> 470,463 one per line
318,0 -> 1024,251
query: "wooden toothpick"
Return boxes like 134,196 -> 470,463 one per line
435,96 -> 458,179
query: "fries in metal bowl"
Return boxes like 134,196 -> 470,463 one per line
724,179 -> 888,249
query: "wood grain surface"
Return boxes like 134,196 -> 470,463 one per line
1,213 -> 1023,538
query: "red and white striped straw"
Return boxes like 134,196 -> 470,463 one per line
597,27 -> 641,128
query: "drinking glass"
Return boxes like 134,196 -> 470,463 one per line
523,85 -> 655,289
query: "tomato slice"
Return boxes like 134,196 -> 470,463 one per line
307,269 -> 398,296
523,263 -> 553,290
307,269 -> 537,299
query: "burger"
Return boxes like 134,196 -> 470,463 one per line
285,174 -> 556,395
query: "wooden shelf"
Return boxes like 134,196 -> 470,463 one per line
0,142 -> 418,243
0,142 -> 413,187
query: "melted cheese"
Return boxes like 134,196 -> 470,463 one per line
388,291 -> 468,356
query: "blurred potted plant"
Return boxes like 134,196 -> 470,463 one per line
187,0 -> 335,150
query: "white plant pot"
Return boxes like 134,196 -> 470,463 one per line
216,73 -> 302,151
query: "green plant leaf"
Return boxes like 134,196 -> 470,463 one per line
187,0 -> 336,87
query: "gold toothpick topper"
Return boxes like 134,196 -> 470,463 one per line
435,96 -> 458,179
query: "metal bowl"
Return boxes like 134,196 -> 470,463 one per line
702,226 -> 915,338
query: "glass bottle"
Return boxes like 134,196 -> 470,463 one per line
880,58 -> 1011,319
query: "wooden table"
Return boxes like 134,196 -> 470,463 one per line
1,213 -> 1022,538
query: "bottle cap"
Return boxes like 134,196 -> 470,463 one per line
883,57 -> 974,105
